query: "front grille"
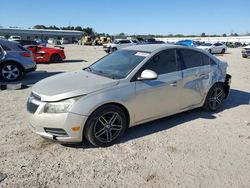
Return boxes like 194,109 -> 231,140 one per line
44,128 -> 68,137
27,101 -> 39,113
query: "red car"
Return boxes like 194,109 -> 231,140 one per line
25,45 -> 66,63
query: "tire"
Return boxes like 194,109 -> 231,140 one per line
0,62 -> 22,81
208,49 -> 212,54
111,47 -> 117,53
50,54 -> 62,63
202,83 -> 225,112
221,48 -> 226,54
84,105 -> 128,147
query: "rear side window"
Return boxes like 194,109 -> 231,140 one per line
17,45 -> 29,52
201,53 -> 210,65
201,53 -> 217,65
179,49 -> 202,69
214,43 -> 222,46
144,50 -> 177,75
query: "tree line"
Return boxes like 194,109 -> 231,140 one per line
32,25 -> 245,38
33,25 -> 96,36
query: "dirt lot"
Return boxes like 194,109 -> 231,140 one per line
0,45 -> 250,188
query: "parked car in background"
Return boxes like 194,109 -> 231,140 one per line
145,38 -> 165,44
47,38 -> 61,45
197,42 -> 227,54
103,39 -> 138,53
242,45 -> 250,58
25,45 -> 66,63
8,35 -> 21,41
60,38 -> 69,44
176,40 -> 196,47
0,39 -> 36,81
27,44 -> 231,147
34,39 -> 47,47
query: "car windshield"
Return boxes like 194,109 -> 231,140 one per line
201,43 -> 212,46
87,50 -> 149,79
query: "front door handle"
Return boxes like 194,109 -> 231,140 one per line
199,73 -> 209,79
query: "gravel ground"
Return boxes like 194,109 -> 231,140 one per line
0,45 -> 249,188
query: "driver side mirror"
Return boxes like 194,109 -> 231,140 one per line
138,69 -> 158,81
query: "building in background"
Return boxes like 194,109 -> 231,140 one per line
0,28 -> 84,43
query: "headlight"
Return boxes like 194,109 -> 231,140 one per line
44,98 -> 78,113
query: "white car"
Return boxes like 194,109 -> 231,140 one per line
103,39 -> 138,53
8,35 -> 21,41
197,43 -> 227,54
242,45 -> 250,58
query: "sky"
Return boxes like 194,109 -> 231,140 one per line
0,0 -> 249,35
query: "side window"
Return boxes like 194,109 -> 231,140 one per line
144,50 -> 177,75
179,49 -> 202,69
214,43 -> 222,46
209,58 -> 217,65
201,53 -> 210,65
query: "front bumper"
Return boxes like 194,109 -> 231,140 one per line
27,97 -> 88,143
103,46 -> 111,53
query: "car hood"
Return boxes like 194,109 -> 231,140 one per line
32,70 -> 119,102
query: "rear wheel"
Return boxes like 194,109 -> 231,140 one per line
203,83 -> 225,111
221,48 -> 226,54
84,105 -> 127,147
208,49 -> 212,54
0,62 -> 22,81
50,54 -> 62,63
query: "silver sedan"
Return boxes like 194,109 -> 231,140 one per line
27,44 -> 231,147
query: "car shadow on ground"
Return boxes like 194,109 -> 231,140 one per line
64,89 -> 250,149
63,59 -> 88,63
0,71 -> 63,88
36,59 -> 87,64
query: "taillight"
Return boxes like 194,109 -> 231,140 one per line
20,52 -> 32,57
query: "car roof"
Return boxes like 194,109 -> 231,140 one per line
0,39 -> 28,51
125,44 -> 189,53
125,44 -> 216,56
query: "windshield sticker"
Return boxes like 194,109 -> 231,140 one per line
135,52 -> 150,57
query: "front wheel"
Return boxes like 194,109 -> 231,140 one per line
111,47 -> 117,53
84,105 -> 127,147
203,83 -> 225,111
0,62 -> 22,81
